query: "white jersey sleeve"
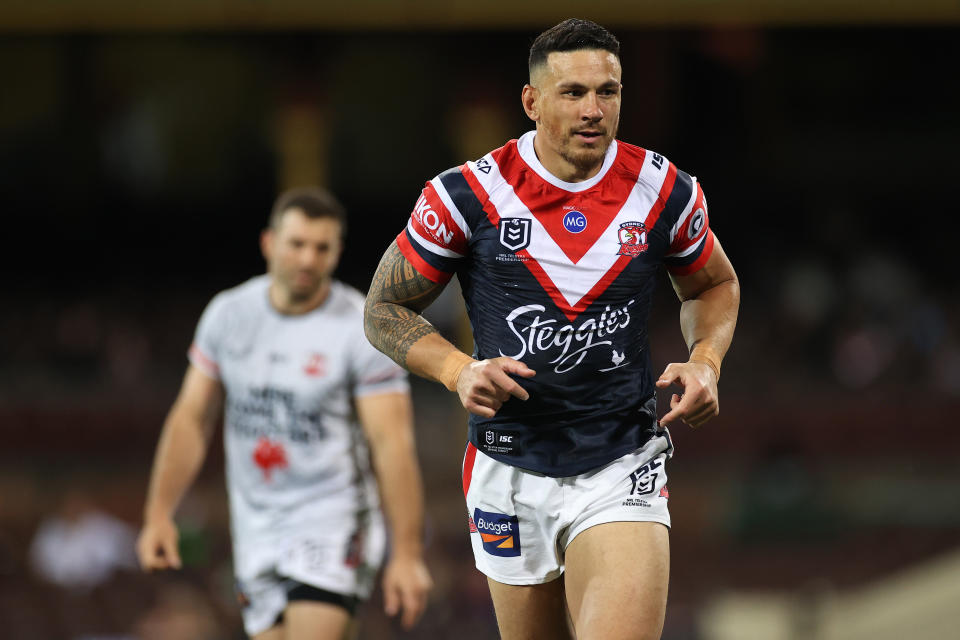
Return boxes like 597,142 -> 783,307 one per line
188,291 -> 230,379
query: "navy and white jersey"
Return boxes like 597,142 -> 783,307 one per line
397,131 -> 714,476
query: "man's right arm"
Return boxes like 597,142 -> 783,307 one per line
137,364 -> 223,570
364,240 -> 534,418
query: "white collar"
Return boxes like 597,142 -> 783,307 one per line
516,130 -> 618,193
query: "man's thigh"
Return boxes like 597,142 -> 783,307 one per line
564,521 -> 669,640
251,626 -> 284,640
487,576 -> 574,640
282,600 -> 353,640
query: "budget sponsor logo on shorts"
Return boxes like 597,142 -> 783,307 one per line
473,508 -> 521,557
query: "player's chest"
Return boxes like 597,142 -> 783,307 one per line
218,325 -> 348,402
471,198 -> 667,292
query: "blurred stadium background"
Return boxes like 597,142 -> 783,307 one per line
2,1 -> 959,638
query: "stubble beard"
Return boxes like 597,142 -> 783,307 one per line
560,125 -> 618,174
281,271 -> 323,303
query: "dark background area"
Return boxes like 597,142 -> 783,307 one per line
1,20 -> 959,640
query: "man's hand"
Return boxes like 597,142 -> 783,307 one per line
382,554 -> 433,630
136,516 -> 182,571
656,361 -> 719,428
456,357 -> 536,418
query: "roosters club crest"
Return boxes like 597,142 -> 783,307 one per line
499,218 -> 531,252
617,222 -> 649,257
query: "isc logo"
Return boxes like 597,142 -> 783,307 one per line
563,210 -> 587,234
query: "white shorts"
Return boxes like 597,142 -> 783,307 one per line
233,510 -> 386,636
462,430 -> 673,585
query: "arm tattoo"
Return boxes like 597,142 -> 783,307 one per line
364,241 -> 448,368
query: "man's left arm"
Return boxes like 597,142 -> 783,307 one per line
355,390 -> 432,630
657,236 -> 740,428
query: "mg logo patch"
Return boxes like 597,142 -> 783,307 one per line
499,218 -> 531,251
473,508 -> 521,557
562,210 -> 587,233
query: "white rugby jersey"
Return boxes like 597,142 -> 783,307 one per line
397,131 -> 713,476
188,276 -> 408,547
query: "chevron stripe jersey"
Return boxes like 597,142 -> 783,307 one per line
397,131 -> 714,476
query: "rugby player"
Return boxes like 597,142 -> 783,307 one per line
364,19 -> 739,640
138,187 -> 432,639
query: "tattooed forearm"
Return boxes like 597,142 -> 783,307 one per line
364,241 -> 448,368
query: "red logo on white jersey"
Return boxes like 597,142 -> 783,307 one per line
413,193 -> 455,245
253,438 -> 288,481
303,353 -> 326,377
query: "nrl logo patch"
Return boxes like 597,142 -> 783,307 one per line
499,218 -> 531,252
616,221 -> 649,257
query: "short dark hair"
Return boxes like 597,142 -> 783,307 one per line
528,19 -> 621,76
269,186 -> 347,236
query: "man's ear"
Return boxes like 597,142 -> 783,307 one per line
522,84 -> 540,122
260,228 -> 273,262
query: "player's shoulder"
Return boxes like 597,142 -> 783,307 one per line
203,275 -> 269,317
618,140 -> 697,197
326,280 -> 367,318
193,275 -> 268,337
613,138 -> 648,164
211,274 -> 269,305
433,138 -> 517,182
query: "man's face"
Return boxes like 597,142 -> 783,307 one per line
526,49 -> 622,178
262,208 -> 343,302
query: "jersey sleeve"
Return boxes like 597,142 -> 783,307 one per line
350,334 -> 410,398
187,294 -> 226,379
395,174 -> 472,283
663,176 -> 715,276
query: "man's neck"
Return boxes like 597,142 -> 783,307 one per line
268,279 -> 331,315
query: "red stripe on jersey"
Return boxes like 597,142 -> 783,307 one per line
520,251 -> 635,321
188,343 -> 219,377
563,158 -> 678,318
568,254 -> 635,317
514,248 -> 578,320
461,163 -> 501,227
498,143 -> 644,265
462,442 -> 479,499
645,161 -> 678,234
466,157 -> 584,320
409,182 -> 469,255
488,141 -> 511,169
670,181 -> 708,253
668,229 -> 715,276
395,231 -> 452,284
508,151 -> 675,322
